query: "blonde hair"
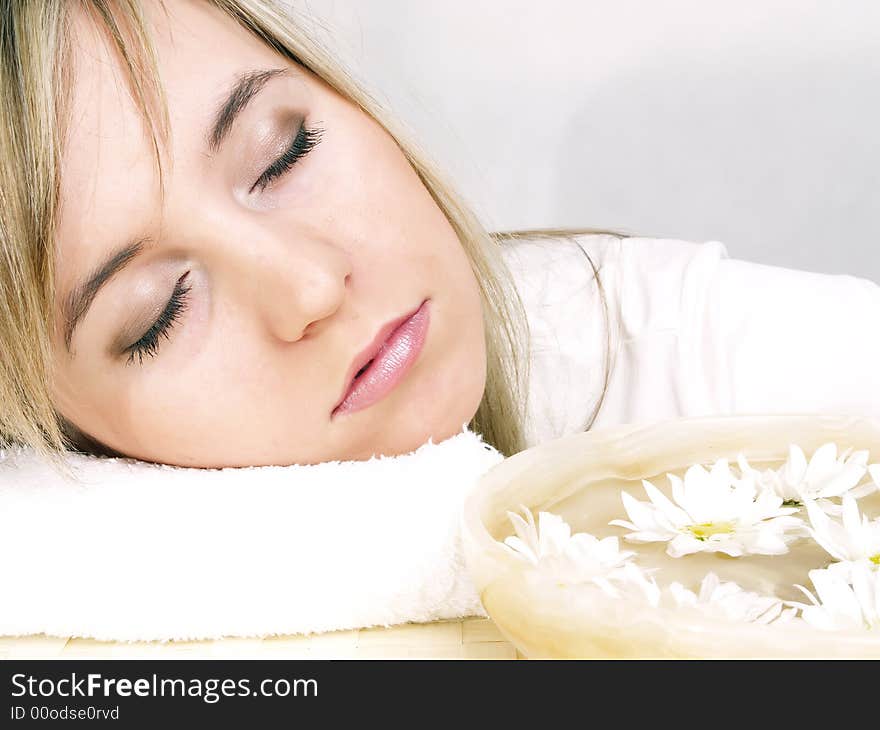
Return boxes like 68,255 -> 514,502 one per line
0,0 -> 635,478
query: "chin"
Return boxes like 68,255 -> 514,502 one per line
372,389 -> 484,460
350,425 -> 458,462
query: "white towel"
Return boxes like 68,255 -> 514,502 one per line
0,425 -> 502,642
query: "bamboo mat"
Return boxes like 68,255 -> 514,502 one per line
0,618 -> 525,660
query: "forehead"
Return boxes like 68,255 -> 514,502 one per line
56,1 -> 287,297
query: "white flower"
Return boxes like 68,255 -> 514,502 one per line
609,562 -> 662,607
666,572 -> 797,625
503,507 -> 579,565
502,507 -> 659,602
793,563 -> 880,631
609,459 -> 805,558
504,507 -> 633,589
804,494 -> 880,577
737,442 -> 873,512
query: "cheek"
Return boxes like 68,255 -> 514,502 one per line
75,312 -> 325,465
310,109 -> 428,228
111,360 -> 327,467
133,340 -> 302,440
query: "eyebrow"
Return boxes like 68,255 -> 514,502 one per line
62,237 -> 152,353
208,67 -> 288,152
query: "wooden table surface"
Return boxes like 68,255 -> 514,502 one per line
0,617 -> 526,660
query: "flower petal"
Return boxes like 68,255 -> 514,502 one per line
667,533 -> 704,558
642,480 -> 690,526
817,461 -> 868,498
806,442 -> 839,486
805,499 -> 850,562
502,536 -> 537,564
507,508 -> 537,548
784,444 -> 808,486
809,567 -> 864,628
618,490 -> 668,533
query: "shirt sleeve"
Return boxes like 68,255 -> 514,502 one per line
592,237 -> 880,428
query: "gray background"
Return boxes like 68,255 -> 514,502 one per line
289,0 -> 879,279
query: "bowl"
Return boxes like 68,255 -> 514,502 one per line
461,414 -> 880,658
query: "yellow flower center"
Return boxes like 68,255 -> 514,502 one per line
871,554 -> 880,566
687,521 -> 736,541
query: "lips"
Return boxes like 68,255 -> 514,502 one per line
333,299 -> 428,414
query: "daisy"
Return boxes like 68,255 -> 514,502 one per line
804,494 -> 880,576
666,572 -> 797,625
737,442 -> 873,512
609,459 -> 805,558
792,563 -> 880,631
606,561 -> 662,606
502,506 -> 657,599
503,507 -> 580,565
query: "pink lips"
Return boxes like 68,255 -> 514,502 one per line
332,299 -> 431,418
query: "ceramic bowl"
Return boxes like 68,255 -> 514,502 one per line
461,414 -> 880,658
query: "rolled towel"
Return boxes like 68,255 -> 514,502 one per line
0,424 -> 502,642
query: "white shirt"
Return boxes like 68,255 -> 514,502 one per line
500,233 -> 880,449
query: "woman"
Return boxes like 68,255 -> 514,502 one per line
1,0 -> 878,472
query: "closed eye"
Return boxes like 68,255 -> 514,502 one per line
250,122 -> 324,194
123,272 -> 192,366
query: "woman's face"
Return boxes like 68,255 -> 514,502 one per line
50,0 -> 487,467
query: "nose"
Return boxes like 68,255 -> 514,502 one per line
231,228 -> 352,343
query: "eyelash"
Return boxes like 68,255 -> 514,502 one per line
250,122 -> 324,194
124,272 -> 193,366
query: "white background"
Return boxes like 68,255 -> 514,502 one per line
290,0 -> 880,279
